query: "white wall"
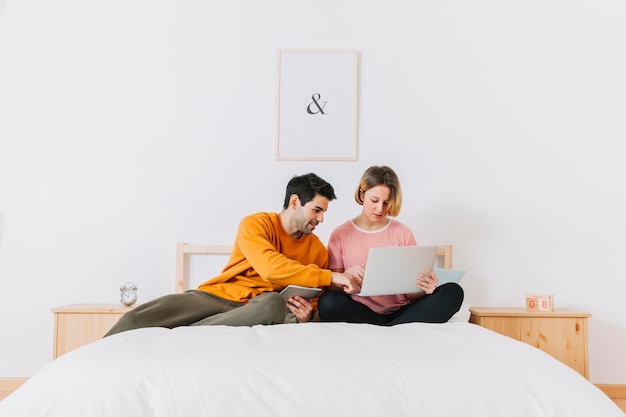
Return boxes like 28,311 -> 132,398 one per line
1,0 -> 625,383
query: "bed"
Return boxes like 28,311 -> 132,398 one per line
1,244 -> 622,417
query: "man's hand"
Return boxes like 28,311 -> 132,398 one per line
330,271 -> 362,294
286,296 -> 314,322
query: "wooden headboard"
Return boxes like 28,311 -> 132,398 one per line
175,242 -> 453,293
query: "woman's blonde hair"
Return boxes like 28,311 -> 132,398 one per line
354,165 -> 403,217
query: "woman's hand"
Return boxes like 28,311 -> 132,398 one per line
286,296 -> 314,322
416,268 -> 438,295
344,264 -> 366,282
330,270 -> 363,294
327,265 -> 365,293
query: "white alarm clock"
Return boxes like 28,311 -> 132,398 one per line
120,282 -> 138,307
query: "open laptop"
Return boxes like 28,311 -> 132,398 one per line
353,245 -> 438,297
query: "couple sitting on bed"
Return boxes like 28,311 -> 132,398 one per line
105,166 -> 464,336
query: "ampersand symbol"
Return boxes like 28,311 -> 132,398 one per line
307,93 -> 328,115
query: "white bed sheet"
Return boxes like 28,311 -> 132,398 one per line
0,322 -> 621,417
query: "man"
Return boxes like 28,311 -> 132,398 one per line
105,173 -> 361,336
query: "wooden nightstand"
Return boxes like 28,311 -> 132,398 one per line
51,304 -> 132,358
469,307 -> 590,379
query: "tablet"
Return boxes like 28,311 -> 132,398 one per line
280,285 -> 322,300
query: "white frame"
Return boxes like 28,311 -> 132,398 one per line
275,49 -> 358,161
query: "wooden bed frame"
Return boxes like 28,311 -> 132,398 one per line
174,242 -> 453,293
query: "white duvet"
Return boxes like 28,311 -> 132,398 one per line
0,322 -> 621,417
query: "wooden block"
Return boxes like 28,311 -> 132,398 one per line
526,294 -> 554,312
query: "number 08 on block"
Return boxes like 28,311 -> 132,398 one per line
525,294 -> 554,312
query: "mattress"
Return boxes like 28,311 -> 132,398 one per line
0,322 -> 621,417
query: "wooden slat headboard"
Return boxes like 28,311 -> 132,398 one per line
175,242 -> 453,293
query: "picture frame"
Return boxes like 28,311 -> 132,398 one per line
275,49 -> 358,161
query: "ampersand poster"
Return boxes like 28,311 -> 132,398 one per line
276,49 -> 358,160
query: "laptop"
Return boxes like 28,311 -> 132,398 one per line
353,245 -> 438,297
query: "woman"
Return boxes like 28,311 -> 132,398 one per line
318,165 -> 464,325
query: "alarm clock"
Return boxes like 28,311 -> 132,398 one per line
120,282 -> 138,307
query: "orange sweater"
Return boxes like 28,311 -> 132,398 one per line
196,212 -> 332,303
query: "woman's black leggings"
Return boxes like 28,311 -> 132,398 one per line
318,282 -> 464,325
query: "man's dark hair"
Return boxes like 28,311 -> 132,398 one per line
282,173 -> 337,209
